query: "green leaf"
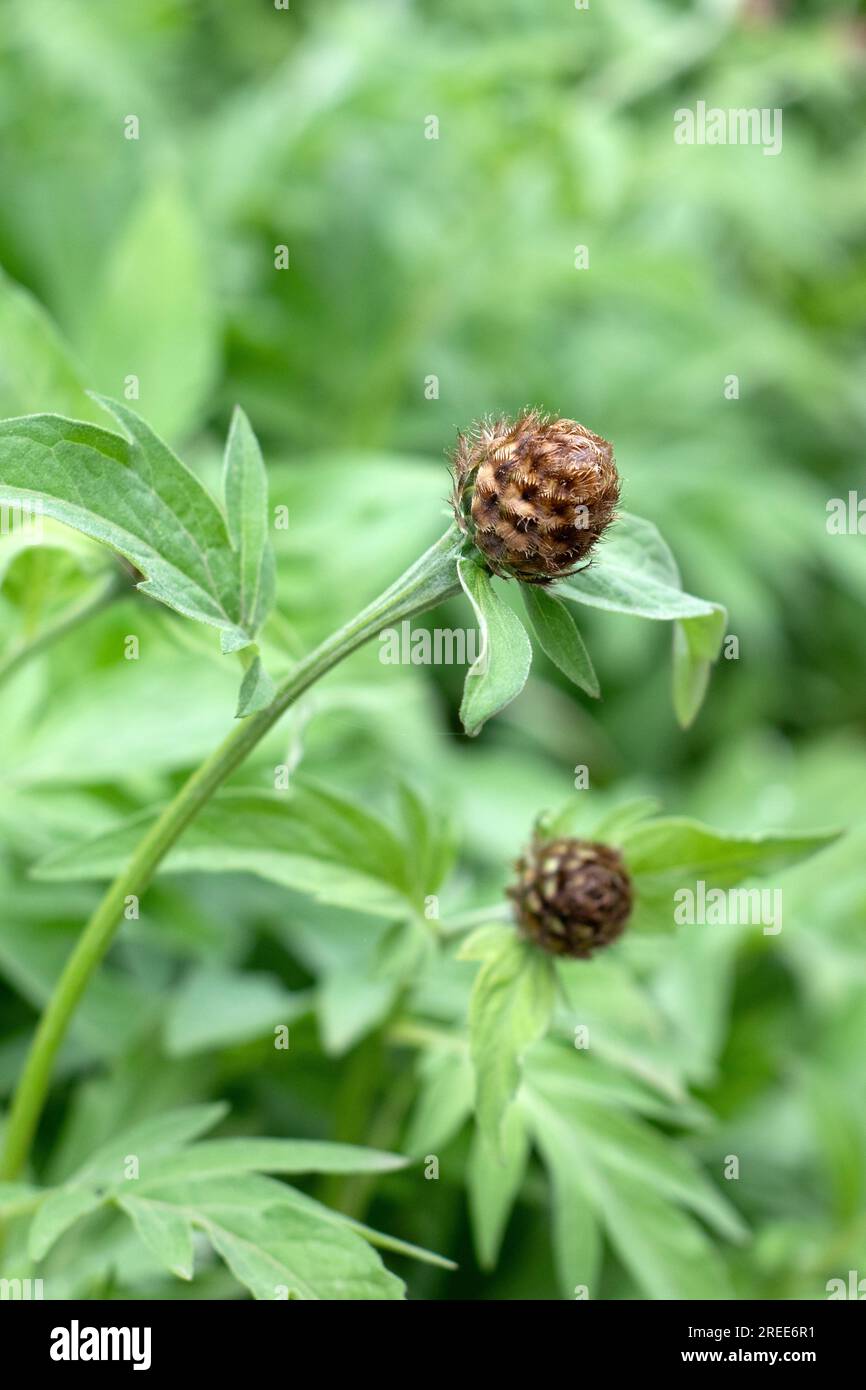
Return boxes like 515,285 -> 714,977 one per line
591,796 -> 661,843
341,1220 -> 456,1273
235,647 -> 276,717
522,1100 -> 601,1299
673,609 -> 728,729
598,1170 -> 736,1300
164,967 -> 307,1057
523,1071 -> 740,1300
558,512 -> 719,622
72,1104 -> 228,1186
458,557 -> 533,736
29,1185 -> 104,1262
468,1104 -> 530,1269
133,1138 -> 409,1186
80,180 -> 218,441
545,1094 -> 745,1243
404,1048 -> 474,1158
114,1173 -> 405,1299
521,585 -> 600,698
117,1194 -> 195,1280
226,398 -> 278,712
620,817 -> 841,934
27,1107 -> 227,1262
192,1183 -> 404,1300
557,512 -> 726,723
34,783 -> 413,919
4,652 -> 238,787
528,1027 -> 691,1120
459,925 -> 555,1149
223,406 -> 275,640
0,402 -> 252,649
396,782 -> 456,901
233,1177 -> 454,1274
26,1105 -> 413,1299
318,970 -> 396,1056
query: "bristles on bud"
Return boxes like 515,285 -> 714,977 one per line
451,410 -> 619,583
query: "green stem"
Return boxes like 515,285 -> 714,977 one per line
0,569 -> 128,691
0,526 -> 463,1184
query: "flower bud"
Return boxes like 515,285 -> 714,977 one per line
451,410 -> 619,584
508,835 -> 633,959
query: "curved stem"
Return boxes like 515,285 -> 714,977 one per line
0,526 -> 463,1183
0,569 -> 129,691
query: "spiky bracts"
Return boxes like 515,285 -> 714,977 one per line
451,410 -> 619,584
508,835 -> 633,959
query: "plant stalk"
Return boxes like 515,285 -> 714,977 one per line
0,526 -> 463,1183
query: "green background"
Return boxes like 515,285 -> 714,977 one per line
0,0 -> 864,1300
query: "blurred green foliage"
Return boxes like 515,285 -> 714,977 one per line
0,0 -> 864,1300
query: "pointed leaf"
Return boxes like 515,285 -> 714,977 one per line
673,609 -> 727,728
521,585 -> 600,697
235,648 -> 276,716
73,1103 -> 228,1185
592,797 -> 661,843
223,406 -> 275,638
620,818 -> 841,933
117,1195 -> 195,1280
525,1103 -> 602,1299
28,1186 -> 103,1262
34,784 -> 413,919
459,925 -> 555,1149
404,1048 -> 474,1158
557,512 -> 719,622
0,402 -> 251,648
468,1105 -> 530,1269
135,1138 -> 408,1187
458,557 -> 532,736
557,512 -> 725,722
138,1175 -> 404,1300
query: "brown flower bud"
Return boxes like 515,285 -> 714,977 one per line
451,410 -> 619,584
508,835 -> 633,959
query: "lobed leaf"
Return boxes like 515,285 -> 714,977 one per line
459,924 -> 555,1150
33,782 -> 415,919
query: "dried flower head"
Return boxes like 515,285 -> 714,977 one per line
508,835 -> 633,959
451,410 -> 619,584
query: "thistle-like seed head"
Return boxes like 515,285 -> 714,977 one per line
508,835 -> 633,959
451,410 -> 619,584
